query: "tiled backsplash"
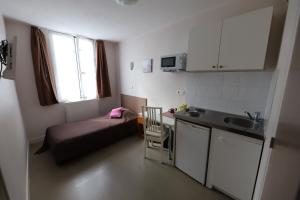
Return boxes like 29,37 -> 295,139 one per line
185,71 -> 273,118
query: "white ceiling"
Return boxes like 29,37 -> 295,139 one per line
0,0 -> 230,41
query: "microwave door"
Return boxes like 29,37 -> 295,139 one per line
161,57 -> 176,68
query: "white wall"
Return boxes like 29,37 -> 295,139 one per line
0,14 -> 28,200
119,0 -> 286,117
5,19 -> 120,142
254,0 -> 300,198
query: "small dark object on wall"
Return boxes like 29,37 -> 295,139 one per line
0,40 -> 9,77
0,40 -> 8,65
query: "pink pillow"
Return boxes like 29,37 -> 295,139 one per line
110,107 -> 124,118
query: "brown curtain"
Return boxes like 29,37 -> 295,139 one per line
96,40 -> 111,98
31,26 -> 58,106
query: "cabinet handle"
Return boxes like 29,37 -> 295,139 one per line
219,65 -> 224,69
212,66 -> 216,68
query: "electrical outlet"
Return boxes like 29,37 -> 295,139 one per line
176,89 -> 185,96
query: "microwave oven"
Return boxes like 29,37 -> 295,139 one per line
160,53 -> 187,72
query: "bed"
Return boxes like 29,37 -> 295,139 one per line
37,94 -> 147,164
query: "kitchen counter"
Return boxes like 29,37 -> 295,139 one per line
175,107 -> 264,140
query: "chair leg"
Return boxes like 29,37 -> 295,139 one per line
160,140 -> 164,164
144,138 -> 147,159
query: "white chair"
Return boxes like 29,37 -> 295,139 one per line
142,106 -> 168,163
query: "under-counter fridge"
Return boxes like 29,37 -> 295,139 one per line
175,119 -> 210,184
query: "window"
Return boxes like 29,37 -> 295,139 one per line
50,32 -> 97,103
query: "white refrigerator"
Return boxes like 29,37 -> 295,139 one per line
175,120 -> 210,184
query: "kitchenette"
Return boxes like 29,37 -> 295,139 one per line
122,2 -> 286,200
174,107 -> 264,200
141,6 -> 281,200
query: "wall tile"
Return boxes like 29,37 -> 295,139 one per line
185,71 -> 273,117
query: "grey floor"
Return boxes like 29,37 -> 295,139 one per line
30,136 -> 231,200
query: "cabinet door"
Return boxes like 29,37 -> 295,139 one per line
206,129 -> 263,200
175,120 -> 210,184
187,22 -> 222,71
218,6 -> 273,71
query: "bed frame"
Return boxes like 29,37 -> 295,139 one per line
121,94 -> 147,114
41,94 -> 147,164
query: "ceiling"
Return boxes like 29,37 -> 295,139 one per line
0,0 -> 231,41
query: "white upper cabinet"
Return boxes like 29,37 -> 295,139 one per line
218,7 -> 273,71
186,6 -> 273,72
187,22 -> 222,71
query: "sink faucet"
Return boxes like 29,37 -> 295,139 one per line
245,111 -> 254,120
244,111 -> 261,122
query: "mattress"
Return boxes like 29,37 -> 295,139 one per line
38,110 -> 138,164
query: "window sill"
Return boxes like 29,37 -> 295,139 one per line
60,98 -> 98,104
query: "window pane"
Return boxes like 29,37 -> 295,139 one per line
51,33 -> 81,102
77,38 -> 97,100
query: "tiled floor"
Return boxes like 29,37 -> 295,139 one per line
30,136 -> 231,200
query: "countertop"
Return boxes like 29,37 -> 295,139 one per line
175,107 -> 264,140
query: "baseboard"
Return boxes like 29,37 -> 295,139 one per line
29,135 -> 44,144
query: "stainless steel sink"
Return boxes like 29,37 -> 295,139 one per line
224,117 -> 255,128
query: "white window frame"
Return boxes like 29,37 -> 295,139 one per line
49,31 -> 97,103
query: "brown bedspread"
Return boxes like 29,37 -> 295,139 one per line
39,114 -> 138,164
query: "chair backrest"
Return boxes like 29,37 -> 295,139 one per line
142,106 -> 163,134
